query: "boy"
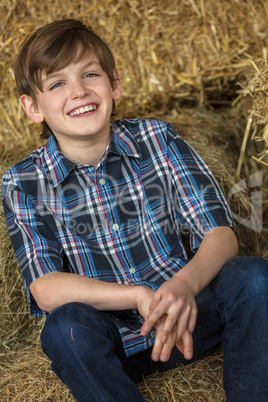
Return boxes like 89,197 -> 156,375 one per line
2,19 -> 268,402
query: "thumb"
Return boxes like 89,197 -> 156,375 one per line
149,291 -> 162,314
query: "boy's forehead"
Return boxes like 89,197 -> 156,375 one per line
41,55 -> 101,81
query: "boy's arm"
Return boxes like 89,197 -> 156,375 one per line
30,272 -> 154,318
141,226 -> 238,361
2,178 -> 154,319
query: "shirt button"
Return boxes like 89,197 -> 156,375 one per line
151,330 -> 156,338
112,223 -> 119,231
99,178 -> 106,185
129,267 -> 136,274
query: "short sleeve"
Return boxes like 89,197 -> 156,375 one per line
2,178 -> 64,317
167,123 -> 234,252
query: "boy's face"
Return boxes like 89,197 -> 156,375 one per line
21,55 -> 121,148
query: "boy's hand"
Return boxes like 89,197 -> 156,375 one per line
151,317 -> 193,361
140,274 -> 197,348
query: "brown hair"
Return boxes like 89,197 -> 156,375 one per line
15,19 -> 118,139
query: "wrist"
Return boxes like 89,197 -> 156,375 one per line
135,285 -> 154,318
130,285 -> 145,309
172,267 -> 200,296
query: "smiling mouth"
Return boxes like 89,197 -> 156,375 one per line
68,104 -> 98,117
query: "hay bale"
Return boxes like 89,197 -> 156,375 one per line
236,56 -> 268,167
1,0 -> 268,155
139,349 -> 225,401
1,348 -> 75,401
1,1 -> 267,401
0,346 -> 224,401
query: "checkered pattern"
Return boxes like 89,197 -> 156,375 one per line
2,119 -> 234,356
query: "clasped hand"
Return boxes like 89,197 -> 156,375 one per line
138,275 -> 198,362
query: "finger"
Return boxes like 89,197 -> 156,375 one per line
176,338 -> 184,355
140,301 -> 168,336
148,291 -> 162,313
151,318 -> 177,362
158,309 -> 178,344
174,306 -> 191,341
140,318 -> 155,336
151,337 -> 163,361
159,331 -> 177,362
188,304 -> 198,334
176,331 -> 193,360
175,299 -> 198,340
151,318 -> 166,361
183,331 -> 193,360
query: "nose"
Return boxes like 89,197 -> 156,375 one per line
70,80 -> 89,99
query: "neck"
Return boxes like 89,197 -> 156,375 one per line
56,132 -> 110,167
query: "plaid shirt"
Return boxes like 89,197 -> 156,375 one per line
2,119 -> 233,356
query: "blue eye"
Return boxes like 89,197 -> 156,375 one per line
50,82 -> 64,90
84,73 -> 98,79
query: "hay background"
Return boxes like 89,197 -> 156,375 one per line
1,0 -> 267,401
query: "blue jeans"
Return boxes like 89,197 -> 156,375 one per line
40,257 -> 268,402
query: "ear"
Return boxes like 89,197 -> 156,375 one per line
20,95 -> 44,124
112,69 -> 122,101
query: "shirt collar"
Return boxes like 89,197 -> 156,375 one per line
42,122 -> 141,188
42,135 -> 77,188
109,121 -> 141,159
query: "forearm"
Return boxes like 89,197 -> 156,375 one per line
30,272 -> 146,313
176,226 -> 238,295
140,226 -> 238,361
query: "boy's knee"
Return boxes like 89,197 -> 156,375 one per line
40,302 -> 100,356
223,256 -> 268,297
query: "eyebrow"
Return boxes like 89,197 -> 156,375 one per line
42,60 -> 101,84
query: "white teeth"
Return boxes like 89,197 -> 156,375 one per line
70,105 -> 97,116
